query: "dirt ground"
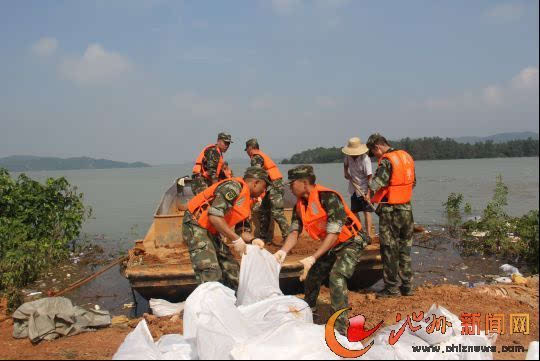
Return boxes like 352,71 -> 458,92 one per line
1,278 -> 537,360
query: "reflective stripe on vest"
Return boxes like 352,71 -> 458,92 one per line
250,149 -> 282,181
296,184 -> 362,247
187,177 -> 252,234
192,144 -> 224,180
371,150 -> 415,204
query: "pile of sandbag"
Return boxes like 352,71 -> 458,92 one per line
113,246 -> 498,360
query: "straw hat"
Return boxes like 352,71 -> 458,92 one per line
341,137 -> 369,156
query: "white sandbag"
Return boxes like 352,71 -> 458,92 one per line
413,304 -> 462,345
236,245 -> 283,306
149,299 -> 185,317
526,341 -> 539,360
112,320 -> 161,360
156,335 -> 197,360
500,264 -> 522,276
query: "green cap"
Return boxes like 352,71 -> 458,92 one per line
243,166 -> 270,184
218,132 -> 233,143
244,138 -> 259,151
287,165 -> 315,183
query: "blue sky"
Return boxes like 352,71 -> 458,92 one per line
0,0 -> 538,164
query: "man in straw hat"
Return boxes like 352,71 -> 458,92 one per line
182,166 -> 269,291
342,137 -> 375,239
273,165 -> 369,335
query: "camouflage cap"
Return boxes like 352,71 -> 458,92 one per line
287,165 -> 315,183
243,166 -> 270,184
366,133 -> 387,156
366,133 -> 386,148
218,132 -> 233,143
244,138 -> 259,151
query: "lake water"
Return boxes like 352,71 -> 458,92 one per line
17,157 -> 539,252
14,157 -> 538,314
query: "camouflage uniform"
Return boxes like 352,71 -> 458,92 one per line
182,179 -> 250,291
191,133 -> 232,195
289,176 -> 368,335
368,147 -> 415,294
191,146 -> 224,195
251,154 -> 289,242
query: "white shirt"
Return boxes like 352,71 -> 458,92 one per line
344,154 -> 372,196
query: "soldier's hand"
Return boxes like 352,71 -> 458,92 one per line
299,256 -> 316,282
232,237 -> 247,255
252,238 -> 265,250
274,250 -> 287,264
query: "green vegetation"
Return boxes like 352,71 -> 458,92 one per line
0,155 -> 150,172
444,175 -> 539,273
282,137 -> 539,164
0,169 -> 91,310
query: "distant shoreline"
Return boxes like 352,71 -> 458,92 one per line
0,155 -> 151,172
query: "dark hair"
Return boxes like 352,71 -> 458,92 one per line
308,174 -> 316,184
374,136 -> 390,147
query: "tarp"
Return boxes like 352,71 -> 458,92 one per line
113,246 -> 495,360
12,297 -> 111,343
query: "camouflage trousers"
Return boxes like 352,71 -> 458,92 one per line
378,208 -> 414,293
190,174 -> 211,195
182,214 -> 239,291
256,178 -> 290,243
304,235 -> 368,334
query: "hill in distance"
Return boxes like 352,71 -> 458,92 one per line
0,155 -> 151,172
454,132 -> 538,144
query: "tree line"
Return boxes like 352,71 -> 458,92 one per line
281,137 -> 539,164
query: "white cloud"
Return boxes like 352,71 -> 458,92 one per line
250,96 -> 275,111
482,85 -> 504,106
172,92 -> 234,118
511,66 -> 539,90
316,96 -> 339,108
270,0 -> 302,16
59,44 -> 132,85
412,67 -> 539,111
315,0 -> 350,9
485,2 -> 525,23
31,37 -> 58,57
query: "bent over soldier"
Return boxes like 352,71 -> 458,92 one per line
182,167 -> 269,291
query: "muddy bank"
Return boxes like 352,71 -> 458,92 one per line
1,279 -> 537,360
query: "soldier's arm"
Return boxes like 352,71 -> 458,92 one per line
310,192 -> 343,259
204,147 -> 221,183
281,204 -> 301,253
250,154 -> 264,167
368,158 -> 392,193
207,181 -> 248,242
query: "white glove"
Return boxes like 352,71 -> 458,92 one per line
299,256 -> 316,282
252,238 -> 265,249
274,250 -> 287,264
232,237 -> 247,255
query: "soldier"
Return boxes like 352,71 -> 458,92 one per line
273,165 -> 368,335
182,167 -> 269,291
366,133 -> 416,298
245,138 -> 289,244
191,132 -> 232,195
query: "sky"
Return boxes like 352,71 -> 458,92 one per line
0,0 -> 538,164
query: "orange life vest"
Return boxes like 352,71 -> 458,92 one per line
223,166 -> 233,179
250,149 -> 282,181
187,177 -> 252,234
371,150 -> 415,204
296,184 -> 363,247
192,144 -> 224,180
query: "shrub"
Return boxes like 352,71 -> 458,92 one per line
0,169 -> 91,299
